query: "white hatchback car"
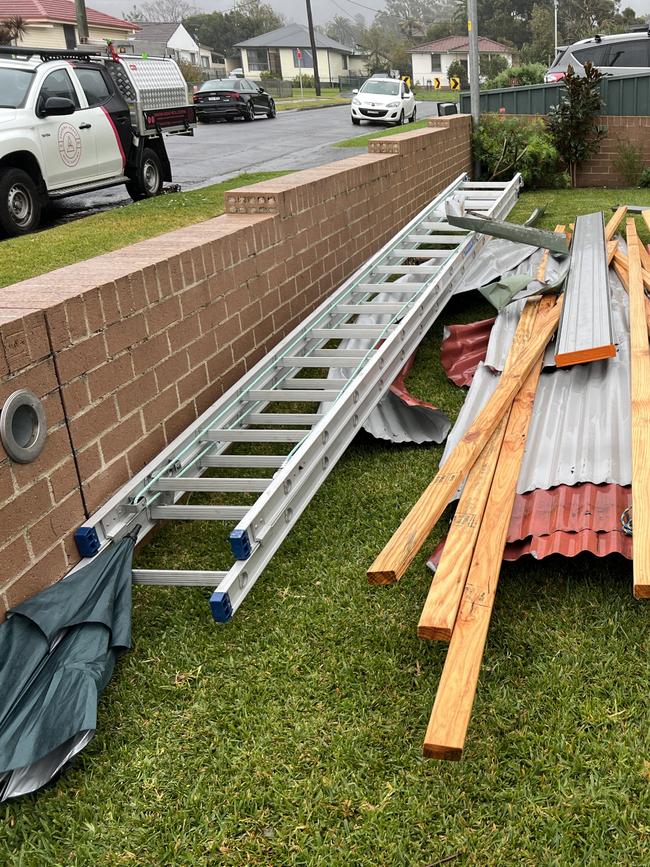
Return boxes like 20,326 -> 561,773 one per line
351,77 -> 416,126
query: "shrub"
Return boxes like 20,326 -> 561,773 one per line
639,168 -> 650,188
292,73 -> 314,88
613,140 -> 644,186
547,63 -> 605,187
473,114 -> 565,189
259,70 -> 276,81
484,63 -> 546,90
480,54 -> 509,82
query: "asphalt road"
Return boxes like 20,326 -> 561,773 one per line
46,100 -> 443,225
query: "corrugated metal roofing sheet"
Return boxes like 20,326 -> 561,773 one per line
441,272 -> 631,493
440,318 -> 494,387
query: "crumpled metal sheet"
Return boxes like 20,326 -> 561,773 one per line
440,318 -> 495,387
440,272 -> 631,493
427,483 -> 633,570
453,237 -> 541,294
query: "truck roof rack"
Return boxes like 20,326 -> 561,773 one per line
0,45 -> 95,62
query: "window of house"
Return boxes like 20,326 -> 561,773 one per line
247,48 -> 269,71
430,53 -> 441,72
75,68 -> 111,107
293,48 -> 313,68
342,54 -> 348,71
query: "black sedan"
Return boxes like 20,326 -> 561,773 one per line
193,78 -> 277,122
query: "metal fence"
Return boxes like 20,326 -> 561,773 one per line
251,78 -> 293,98
459,71 -> 650,116
338,75 -> 366,93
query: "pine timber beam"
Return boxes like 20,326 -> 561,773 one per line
605,206 -> 627,241
367,298 -> 562,585
423,319 -> 548,760
417,227 -> 566,642
612,251 -> 650,335
626,218 -> 650,599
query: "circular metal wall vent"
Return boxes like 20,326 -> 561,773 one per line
0,389 -> 48,463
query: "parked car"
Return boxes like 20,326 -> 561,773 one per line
351,76 -> 416,126
545,31 -> 650,82
193,78 -> 276,122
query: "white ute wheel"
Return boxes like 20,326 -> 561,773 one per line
126,148 -> 163,201
0,168 -> 42,237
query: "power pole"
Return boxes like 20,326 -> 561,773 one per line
467,0 -> 480,128
305,0 -> 321,97
75,0 -> 89,42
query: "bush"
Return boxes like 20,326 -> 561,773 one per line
292,73 -> 314,88
480,54 -> 509,82
638,168 -> 650,188
473,114 -> 565,189
447,59 -> 468,89
259,70 -> 276,80
484,63 -> 546,90
613,140 -> 644,186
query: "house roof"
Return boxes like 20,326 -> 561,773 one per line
412,36 -> 511,54
0,0 -> 137,30
235,23 -> 353,54
131,22 -> 182,44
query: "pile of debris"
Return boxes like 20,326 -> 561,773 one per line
367,205 -> 649,761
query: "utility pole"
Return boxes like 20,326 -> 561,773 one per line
467,0 -> 480,128
75,0 -> 89,43
554,0 -> 559,57
305,0 -> 321,97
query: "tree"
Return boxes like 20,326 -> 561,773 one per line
425,19 -> 464,41
185,1 -> 284,58
447,58 -> 468,88
124,0 -> 198,22
547,62 -> 606,186
519,4 -> 555,66
0,16 -> 25,44
377,0 -> 454,43
325,15 -> 358,47
358,23 -> 393,74
480,54 -> 508,80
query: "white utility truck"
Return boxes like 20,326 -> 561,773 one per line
0,44 -> 196,236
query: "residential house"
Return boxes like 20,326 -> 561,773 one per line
128,22 -> 224,77
410,36 -> 513,87
235,23 -> 366,84
0,0 -> 138,49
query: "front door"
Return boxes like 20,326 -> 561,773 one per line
35,68 -> 98,189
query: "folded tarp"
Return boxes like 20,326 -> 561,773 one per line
0,532 -> 136,801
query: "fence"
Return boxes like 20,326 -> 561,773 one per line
338,75 -> 366,92
459,71 -> 650,116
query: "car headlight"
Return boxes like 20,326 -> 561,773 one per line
352,98 -> 360,105
387,101 -> 400,108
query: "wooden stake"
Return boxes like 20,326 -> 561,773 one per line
605,206 -> 627,241
612,251 -> 650,335
417,228 -> 566,641
367,299 -> 562,585
423,346 -> 545,760
626,218 -> 650,599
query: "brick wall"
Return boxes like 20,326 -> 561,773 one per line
0,114 -> 472,618
575,116 -> 650,187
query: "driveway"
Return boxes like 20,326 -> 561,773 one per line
46,101 -> 445,225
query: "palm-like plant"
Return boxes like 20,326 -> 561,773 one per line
0,16 -> 26,45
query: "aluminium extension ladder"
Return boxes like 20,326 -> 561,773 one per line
74,172 -> 522,621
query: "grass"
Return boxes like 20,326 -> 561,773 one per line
414,90 -> 460,102
277,98 -> 351,111
1,189 -> 650,864
334,118 -> 430,148
0,172 -> 288,288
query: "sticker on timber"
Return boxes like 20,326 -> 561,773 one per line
57,123 -> 82,167
450,77 -> 461,91
433,77 -> 441,89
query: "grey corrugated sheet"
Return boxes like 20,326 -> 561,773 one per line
440,271 -> 631,494
555,212 -> 614,365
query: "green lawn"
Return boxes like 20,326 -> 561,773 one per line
1,189 -> 649,865
0,172 -> 288,289
414,89 -> 460,102
334,119 -> 430,148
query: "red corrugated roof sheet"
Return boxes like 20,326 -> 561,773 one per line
0,0 -> 137,29
412,36 -> 510,53
440,318 -> 494,387
428,484 -> 632,569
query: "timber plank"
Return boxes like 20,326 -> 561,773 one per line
367,298 -> 562,585
626,218 -> 650,599
612,251 -> 650,340
605,206 -> 627,241
417,227 -> 566,642
423,349 -> 545,760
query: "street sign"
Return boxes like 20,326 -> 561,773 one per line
433,77 -> 440,90
297,48 -> 302,61
450,76 -> 461,91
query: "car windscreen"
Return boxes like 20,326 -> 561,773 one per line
360,80 -> 400,96
571,45 -> 610,67
0,68 -> 35,108
200,79 -> 241,91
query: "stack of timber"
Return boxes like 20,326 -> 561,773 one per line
367,206 -> 649,761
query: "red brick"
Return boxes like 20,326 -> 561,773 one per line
100,412 -> 144,464
143,385 -> 179,430
146,295 -> 182,335
0,535 -> 31,584
57,332 -> 108,381
3,543 -> 68,611
50,458 -> 80,502
154,352 -> 189,392
127,426 -> 166,474
177,365 -> 208,405
105,312 -> 147,356
0,478 -> 52,539
132,331 -> 169,376
116,370 -> 156,417
84,455 -> 130,512
164,403 -> 196,442
76,442 -> 102,481
68,397 -> 118,451
28,490 -> 84,559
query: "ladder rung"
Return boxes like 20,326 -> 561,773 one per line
205,428 -> 307,442
133,569 -> 228,586
200,455 -> 286,468
246,412 -> 323,425
462,181 -> 508,188
373,265 -> 440,274
150,505 -> 249,520
459,189 -> 503,198
420,222 -> 467,231
390,249 -> 451,258
151,477 -> 271,492
337,303 -> 409,314
405,234 -> 464,244
279,355 -> 368,368
310,327 -> 392,339
283,378 -> 347,388
355,282 -> 425,292
248,389 -> 339,401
